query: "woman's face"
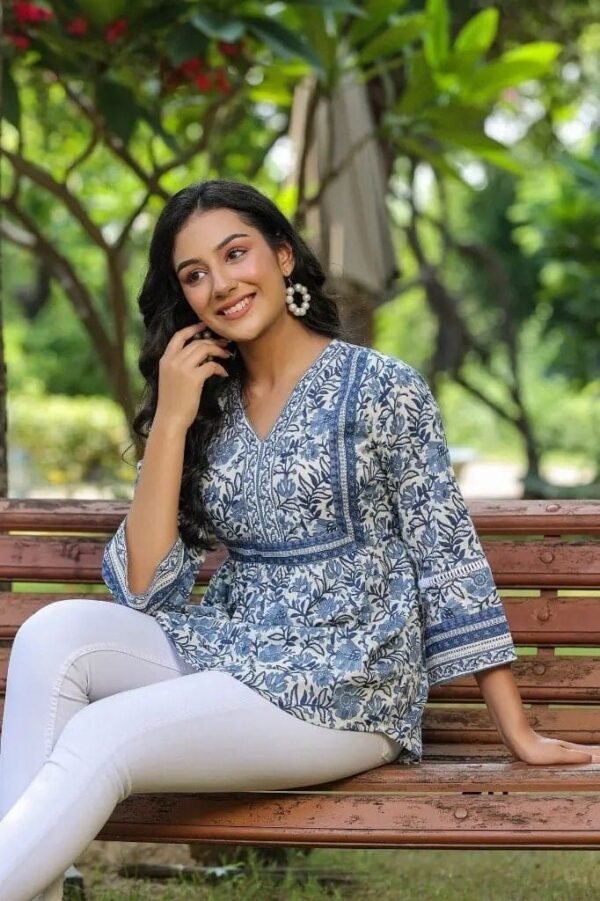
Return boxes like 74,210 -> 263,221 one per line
172,207 -> 294,340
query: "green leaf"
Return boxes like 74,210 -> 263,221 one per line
290,0 -> 363,12
96,80 -> 140,145
394,51 -> 437,116
459,45 -> 560,105
241,16 -> 323,72
1,64 -> 20,129
358,14 -> 425,63
501,42 -> 562,66
424,0 -> 449,69
135,3 -> 188,32
191,12 -> 245,42
433,127 -> 524,173
165,24 -> 209,66
454,8 -> 499,57
75,0 -> 129,27
421,104 -> 485,133
349,0 -> 408,47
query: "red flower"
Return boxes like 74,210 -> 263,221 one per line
194,72 -> 212,93
218,40 -> 244,57
215,69 -> 232,95
67,17 -> 88,37
13,2 -> 53,24
6,32 -> 31,50
179,57 -> 205,78
104,17 -> 128,43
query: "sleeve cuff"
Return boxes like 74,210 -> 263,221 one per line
424,604 -> 518,686
101,518 -> 202,614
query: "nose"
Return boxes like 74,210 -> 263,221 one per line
212,265 -> 237,298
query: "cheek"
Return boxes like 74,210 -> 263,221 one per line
181,283 -> 210,311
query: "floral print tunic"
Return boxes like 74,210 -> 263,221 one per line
102,338 -> 517,764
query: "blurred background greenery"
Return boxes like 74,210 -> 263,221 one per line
1,0 -> 599,499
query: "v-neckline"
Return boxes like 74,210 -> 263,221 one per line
235,339 -> 338,445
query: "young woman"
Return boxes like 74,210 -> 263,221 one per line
1,180 -> 598,899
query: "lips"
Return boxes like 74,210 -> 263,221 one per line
217,292 -> 256,317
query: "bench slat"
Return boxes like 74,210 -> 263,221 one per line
0,699 -> 598,743
2,498 -> 599,534
429,656 -> 600,702
502,594 -> 600,644
98,792 -> 600,848
423,706 -> 600,743
2,593 -> 600,644
1,535 -> 600,586
0,536 -> 227,583
486,540 -> 600,586
2,651 -> 599,702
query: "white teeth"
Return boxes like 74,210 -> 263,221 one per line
221,295 -> 253,316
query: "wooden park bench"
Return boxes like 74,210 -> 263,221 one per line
1,497 -> 599,850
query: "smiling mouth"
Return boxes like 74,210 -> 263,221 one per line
218,293 -> 256,317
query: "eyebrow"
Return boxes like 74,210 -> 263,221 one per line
175,233 -> 250,274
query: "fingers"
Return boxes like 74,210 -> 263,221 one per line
180,341 -> 232,366
561,748 -> 593,763
200,360 -> 231,380
163,322 -> 229,357
558,740 -> 600,753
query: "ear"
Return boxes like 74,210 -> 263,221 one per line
276,242 -> 295,277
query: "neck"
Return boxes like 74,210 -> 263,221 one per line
238,320 -> 332,394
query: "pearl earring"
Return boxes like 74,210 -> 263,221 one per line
285,277 -> 311,317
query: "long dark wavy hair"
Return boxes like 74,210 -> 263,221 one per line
131,179 -> 344,553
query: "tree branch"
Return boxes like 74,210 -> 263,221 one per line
1,199 -> 116,378
1,148 -> 109,250
115,190 -> 152,253
454,373 -> 520,426
247,120 -> 290,180
65,126 -> 100,178
294,78 -> 321,228
154,99 -> 226,179
56,76 -> 169,200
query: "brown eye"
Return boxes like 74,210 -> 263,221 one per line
184,270 -> 203,285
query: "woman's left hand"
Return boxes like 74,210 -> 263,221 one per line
512,729 -> 600,765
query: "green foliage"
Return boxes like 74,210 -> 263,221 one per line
357,14 -> 426,63
4,0 -> 593,493
9,388 -> 134,488
424,0 -> 450,70
511,148 -> 600,384
454,8 -> 499,58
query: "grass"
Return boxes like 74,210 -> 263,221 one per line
74,844 -> 600,900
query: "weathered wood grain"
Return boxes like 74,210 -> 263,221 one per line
99,792 -> 600,848
1,498 -> 599,533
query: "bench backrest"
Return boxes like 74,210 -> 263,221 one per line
1,499 -> 599,757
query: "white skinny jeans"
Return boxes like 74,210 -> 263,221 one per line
0,598 -> 399,900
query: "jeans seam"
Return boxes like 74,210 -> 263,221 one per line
44,643 -> 185,758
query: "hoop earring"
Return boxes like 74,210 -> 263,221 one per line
285,277 -> 311,317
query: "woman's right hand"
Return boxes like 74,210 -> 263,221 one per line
155,323 -> 232,431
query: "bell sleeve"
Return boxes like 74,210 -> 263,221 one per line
377,364 -> 518,686
101,460 -> 208,616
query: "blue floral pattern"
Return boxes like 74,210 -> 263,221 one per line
102,339 -> 517,764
